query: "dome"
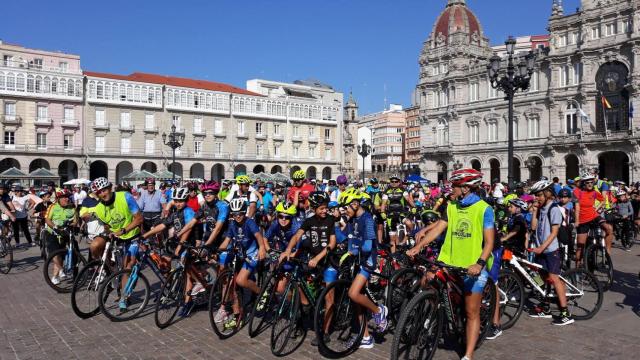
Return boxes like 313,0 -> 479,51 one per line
431,0 -> 484,46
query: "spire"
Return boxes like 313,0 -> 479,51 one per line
346,89 -> 357,107
447,0 -> 466,6
551,0 -> 564,16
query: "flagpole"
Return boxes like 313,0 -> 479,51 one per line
601,92 -> 609,140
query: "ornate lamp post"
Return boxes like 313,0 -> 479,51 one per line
357,139 -> 371,182
487,36 -> 536,187
162,124 -> 185,182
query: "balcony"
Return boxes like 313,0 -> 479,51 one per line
213,129 -> 226,137
173,127 -> 185,134
272,133 -> 284,141
237,132 -> 248,139
61,119 -> 80,129
1,114 -> 22,125
292,135 -> 302,142
94,122 -> 110,131
255,133 -> 267,140
34,117 -> 53,127
119,123 -> 135,133
193,128 -> 207,137
143,126 -> 159,134
324,137 -> 334,144
1,59 -> 82,75
308,136 -> 318,143
0,143 -> 82,154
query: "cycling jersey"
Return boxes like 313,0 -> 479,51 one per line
265,218 -> 302,251
94,192 -> 140,240
224,218 -> 261,255
383,188 -> 407,213
196,200 -> 229,243
299,215 -> 335,256
573,188 -> 604,224
503,213 -> 527,254
45,202 -> 75,232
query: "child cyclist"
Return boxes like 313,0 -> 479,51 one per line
213,198 -> 268,327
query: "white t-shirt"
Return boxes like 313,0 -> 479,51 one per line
73,190 -> 87,207
492,183 -> 505,198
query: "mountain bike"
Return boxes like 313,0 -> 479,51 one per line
247,250 -> 286,338
0,220 -> 13,274
612,214 -> 635,251
43,223 -> 89,293
583,218 -> 614,291
390,256 -> 496,360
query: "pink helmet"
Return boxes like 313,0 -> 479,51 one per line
449,169 -> 483,187
201,181 -> 221,193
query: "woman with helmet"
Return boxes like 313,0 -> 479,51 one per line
408,169 -> 495,360
380,175 -> 415,252
573,172 -> 613,262
414,210 -> 444,250
329,174 -> 349,202
499,198 -> 529,255
44,189 -> 77,285
287,170 -> 315,210
225,175 -> 263,219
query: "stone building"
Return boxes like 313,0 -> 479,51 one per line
358,104 -> 406,179
418,0 -> 640,184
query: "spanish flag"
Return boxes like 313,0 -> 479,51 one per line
601,96 -> 612,109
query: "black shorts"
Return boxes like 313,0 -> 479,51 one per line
46,232 -> 67,254
535,250 -> 562,275
576,216 -> 604,234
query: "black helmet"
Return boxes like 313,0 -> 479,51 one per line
308,191 -> 329,208
421,210 -> 440,225
558,188 -> 572,198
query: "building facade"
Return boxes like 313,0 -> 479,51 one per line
358,104 -> 406,178
403,105 -> 421,176
418,0 -> 640,184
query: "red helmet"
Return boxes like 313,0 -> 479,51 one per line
201,181 -> 221,193
56,189 -> 71,198
449,169 -> 483,187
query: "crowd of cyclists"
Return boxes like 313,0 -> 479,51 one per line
0,166 -> 636,360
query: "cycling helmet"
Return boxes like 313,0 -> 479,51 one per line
201,181 -> 220,193
442,185 -> 453,198
308,191 -> 330,208
275,202 -> 297,216
340,189 -> 368,206
580,172 -> 596,182
336,175 -> 348,185
369,177 -> 379,184
187,183 -> 199,191
143,178 -> 155,186
449,169 -> 483,187
508,198 -> 528,211
91,177 -> 111,193
229,198 -> 248,213
337,188 -> 354,206
421,210 -> 440,225
292,170 -> 306,181
503,193 -> 518,203
529,180 -> 553,194
235,175 -> 251,185
328,179 -> 337,186
56,189 -> 71,198
389,175 -> 401,181
616,189 -> 628,197
328,201 -> 340,209
558,188 -> 572,198
173,187 -> 189,201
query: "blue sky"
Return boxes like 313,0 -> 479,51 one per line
2,0 -> 580,114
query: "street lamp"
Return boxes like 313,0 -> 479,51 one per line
162,124 -> 185,182
487,36 -> 536,187
453,159 -> 463,170
357,139 -> 371,182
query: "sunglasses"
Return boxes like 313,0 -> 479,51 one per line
231,212 -> 244,217
277,214 -> 292,220
391,180 -> 400,183
203,191 -> 217,196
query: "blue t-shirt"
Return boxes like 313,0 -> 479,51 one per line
345,211 -> 377,255
260,191 -> 274,212
553,183 -> 562,196
225,218 -> 261,254
124,192 -> 140,214
265,218 -> 302,250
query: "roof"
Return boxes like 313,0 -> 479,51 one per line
0,167 -> 28,179
434,1 -> 481,41
28,168 -> 59,179
84,71 -> 261,96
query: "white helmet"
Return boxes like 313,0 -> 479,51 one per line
529,180 -> 553,194
580,172 -> 596,182
508,198 -> 529,211
616,189 -> 628,197
173,187 -> 189,201
229,198 -> 248,213
91,177 -> 111,193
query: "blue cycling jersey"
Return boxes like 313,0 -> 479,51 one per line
224,218 -> 261,254
265,217 -> 302,251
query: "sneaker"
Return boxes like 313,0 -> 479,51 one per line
223,314 -> 238,330
58,271 -> 67,281
31,242 -> 37,247
359,336 -> 374,349
51,276 -> 61,285
372,305 -> 389,332
191,282 -> 205,296
118,299 -> 128,313
178,301 -> 194,318
256,290 -> 270,312
461,357 -> 471,360
553,312 -> 574,326
311,334 -> 331,347
528,306 -> 552,319
486,324 -> 503,340
214,308 -> 228,323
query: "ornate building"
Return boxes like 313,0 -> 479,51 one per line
418,0 -> 640,184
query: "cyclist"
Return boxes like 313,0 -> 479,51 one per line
529,180 -> 573,326
329,175 -> 349,202
218,180 -> 231,201
225,175 -> 262,219
287,170 -> 315,209
380,175 -> 414,252
90,177 -> 144,311
138,178 -> 164,233
407,169 -> 494,360
44,189 -> 77,285
33,191 -> 53,253
615,189 -> 634,251
574,173 -> 613,262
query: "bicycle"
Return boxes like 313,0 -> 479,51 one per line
0,220 -> 13,274
583,216 -> 614,291
497,248 -> 603,329
247,249 -> 285,338
43,223 -> 90,293
390,256 -> 496,360
612,213 -> 635,251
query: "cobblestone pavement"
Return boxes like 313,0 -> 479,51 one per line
1,239 -> 639,360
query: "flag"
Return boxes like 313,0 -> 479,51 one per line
601,96 -> 612,109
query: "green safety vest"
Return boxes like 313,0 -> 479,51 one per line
439,200 -> 493,269
94,191 -> 140,240
47,203 -> 75,233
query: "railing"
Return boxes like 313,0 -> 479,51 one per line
324,137 -> 334,144
236,132 -> 248,139
143,126 -> 159,134
255,133 -> 267,139
308,136 -> 318,143
35,117 -> 52,126
193,129 -> 207,136
213,129 -> 226,137
61,119 -> 80,128
0,143 -> 82,154
1,59 -> 82,75
272,133 -> 284,140
94,122 -> 110,130
1,114 -> 22,125
119,124 -> 135,132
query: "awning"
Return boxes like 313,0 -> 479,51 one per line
28,168 -> 60,180
122,170 -> 157,182
153,169 -> 181,181
0,167 -> 29,179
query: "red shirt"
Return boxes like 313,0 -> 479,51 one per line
186,195 -> 200,213
573,188 -> 604,224
287,183 -> 315,203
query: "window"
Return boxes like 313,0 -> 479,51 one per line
36,133 -> 47,149
142,113 -> 153,130
309,144 -> 316,158
59,62 -> 68,72
194,141 -> 202,156
120,112 -> 131,128
565,104 -> 579,134
37,105 -> 48,121
145,139 -> 154,154
512,119 -> 519,140
440,88 -> 449,106
488,83 -> 498,99
605,22 -> 617,37
95,109 -> 105,126
529,71 -> 539,92
3,131 -> 15,147
432,65 -> 439,76
64,107 -> 75,122
469,83 -> 479,101
440,63 -> 448,74
172,115 -> 181,131
95,136 -> 105,152
274,143 -> 281,157
293,145 -> 300,158
558,34 -> 567,47
469,123 -> 479,144
436,121 -> 448,146
569,32 -> 578,45
214,142 -> 223,155
324,128 -> 331,141
622,19 -> 631,34
560,65 -> 570,87
237,120 -> 245,135
293,125 -> 300,137
32,58 -> 43,69
528,116 -> 540,138
120,138 -> 130,153
488,121 -> 498,142
572,62 -> 583,85
591,26 -> 601,39
237,143 -> 245,155
256,143 -> 264,157
64,134 -> 74,150
256,122 -> 263,135
274,123 -> 281,136
4,102 -> 15,118
194,117 -> 202,133
324,147 -> 332,160
3,55 -> 14,66
214,119 -> 223,134
308,126 -> 315,138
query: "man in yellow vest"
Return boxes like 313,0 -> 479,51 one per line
408,168 -> 494,360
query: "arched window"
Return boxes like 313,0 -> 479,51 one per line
51,77 -> 58,93
596,61 -> 629,132
16,74 -> 25,91
96,82 -> 104,99
67,80 -> 75,96
437,119 -> 449,146
0,72 -> 5,90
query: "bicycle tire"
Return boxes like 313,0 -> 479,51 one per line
99,268 -> 150,322
270,280 -> 301,356
621,228 -> 634,250
583,244 -> 613,291
44,248 -> 86,293
498,269 -> 524,330
0,237 -> 13,274
154,268 -> 185,329
313,279 -> 365,358
562,268 -> 603,320
390,290 -> 442,360
248,271 -> 278,338
386,268 -> 421,328
208,270 -> 245,339
70,259 -> 111,319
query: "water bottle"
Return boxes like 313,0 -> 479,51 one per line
532,272 -> 544,287
307,276 -> 318,299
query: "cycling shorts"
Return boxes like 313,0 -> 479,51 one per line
219,249 -> 259,273
355,251 -> 377,281
576,216 -> 605,234
125,240 -> 140,258
463,269 -> 489,294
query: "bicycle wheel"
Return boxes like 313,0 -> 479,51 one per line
621,227 -> 634,250
390,290 -> 442,360
386,268 -> 421,328
70,260 -> 111,319
583,245 -> 613,291
313,279 -> 364,358
476,277 -> 496,348
0,236 -> 13,274
154,268 -> 185,329
208,270 -> 245,339
99,268 -> 150,322
248,271 -> 279,337
270,280 -> 301,356
498,269 -> 524,330
44,248 -> 85,293
562,268 -> 603,320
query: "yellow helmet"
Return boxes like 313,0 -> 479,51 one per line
235,175 -> 251,185
275,201 -> 297,216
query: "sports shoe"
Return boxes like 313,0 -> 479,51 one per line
214,308 -> 228,323
486,324 -> 503,340
191,282 -> 205,296
256,289 -> 270,312
178,301 -> 194,318
58,271 -> 67,281
51,276 -> 61,285
359,336 -> 374,349
372,305 -> 388,332
223,314 -> 238,330
461,356 -> 471,360
311,334 -> 331,347
553,312 -> 574,326
528,306 -> 552,319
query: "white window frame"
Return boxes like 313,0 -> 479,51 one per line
591,26 -> 601,39
256,143 -> 264,157
64,134 -> 74,150
145,139 -> 155,155
274,143 -> 281,157
256,122 -> 263,135
4,131 -> 15,148
527,116 -> 540,139
172,115 -> 181,131
487,120 -> 498,142
64,107 -> 75,123
324,147 -> 332,160
214,142 -> 223,155
120,138 -> 130,154
95,136 -> 105,153
469,123 -> 479,144
572,62 -> 582,85
194,140 -> 203,156
194,117 -> 202,133
237,120 -> 245,136
37,105 -> 48,122
145,113 -> 155,130
293,125 -> 299,137
95,109 -> 105,126
120,111 -> 131,129
214,119 -> 223,134
605,22 -> 617,37
469,83 -> 479,102
564,104 -> 579,134
274,123 -> 281,136
37,133 -> 47,149
293,144 -> 300,158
